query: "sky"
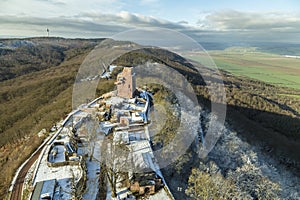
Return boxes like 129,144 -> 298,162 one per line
1,0 -> 300,43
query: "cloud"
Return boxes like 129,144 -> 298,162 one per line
199,10 -> 300,32
178,21 -> 189,25
35,0 -> 66,6
0,12 -> 191,38
0,0 -> 124,18
0,15 -> 128,38
192,10 -> 300,43
80,11 -> 185,30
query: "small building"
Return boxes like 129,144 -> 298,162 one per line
120,116 -> 130,127
48,143 -> 66,163
31,179 -> 56,200
129,171 -> 163,196
115,67 -> 136,99
48,139 -> 78,165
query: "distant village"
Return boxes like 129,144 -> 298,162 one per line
11,66 -> 174,200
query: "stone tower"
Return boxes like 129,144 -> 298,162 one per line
115,67 -> 136,99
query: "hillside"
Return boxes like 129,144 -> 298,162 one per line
0,38 -> 103,82
0,38 -> 300,199
0,38 -> 104,198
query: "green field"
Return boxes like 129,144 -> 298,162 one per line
187,48 -> 300,90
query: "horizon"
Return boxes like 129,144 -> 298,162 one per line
1,36 -> 300,48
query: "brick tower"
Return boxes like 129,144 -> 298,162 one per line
115,67 -> 136,99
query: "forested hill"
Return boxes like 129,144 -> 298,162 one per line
0,37 -> 104,81
0,38 -> 300,199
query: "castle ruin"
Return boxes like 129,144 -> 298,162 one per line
115,67 -> 136,99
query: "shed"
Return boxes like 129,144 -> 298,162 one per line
31,179 -> 56,200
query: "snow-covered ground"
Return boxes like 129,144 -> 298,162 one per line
28,90 -> 174,200
112,128 -> 171,199
31,111 -> 88,199
102,93 -> 173,200
33,143 -> 83,199
33,144 -> 82,183
148,187 -> 173,200
212,127 -> 300,199
81,133 -> 104,200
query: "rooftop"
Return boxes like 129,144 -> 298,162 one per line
31,179 -> 56,200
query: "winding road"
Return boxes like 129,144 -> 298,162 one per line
10,144 -> 45,200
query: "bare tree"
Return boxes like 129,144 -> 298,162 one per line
102,139 -> 130,198
228,161 -> 281,199
185,168 -> 239,200
85,115 -> 98,161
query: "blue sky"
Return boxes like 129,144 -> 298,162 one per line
1,0 -> 300,43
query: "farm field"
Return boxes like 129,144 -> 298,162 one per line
187,48 -> 300,90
